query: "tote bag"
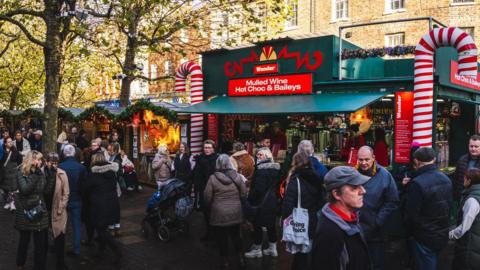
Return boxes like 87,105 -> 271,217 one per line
282,177 -> 310,252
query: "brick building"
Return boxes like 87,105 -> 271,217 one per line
282,0 -> 480,49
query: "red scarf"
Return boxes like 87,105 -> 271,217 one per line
329,204 -> 357,222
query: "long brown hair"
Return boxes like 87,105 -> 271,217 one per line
465,169 -> 480,187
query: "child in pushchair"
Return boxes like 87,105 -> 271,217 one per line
142,178 -> 193,241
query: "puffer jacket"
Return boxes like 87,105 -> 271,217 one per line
282,166 -> 324,239
248,161 -> 280,227
15,168 -> 55,231
0,149 -> 22,191
152,153 -> 172,182
455,154 -> 480,202
203,169 -> 247,226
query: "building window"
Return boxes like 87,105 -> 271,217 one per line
385,0 -> 404,12
164,61 -> 172,75
332,0 -> 348,21
285,0 -> 298,28
452,0 -> 474,3
385,32 -> 405,47
150,64 -> 157,79
460,27 -> 475,40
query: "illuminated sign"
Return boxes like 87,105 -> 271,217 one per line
228,74 -> 312,96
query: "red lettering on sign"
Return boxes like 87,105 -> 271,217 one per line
394,92 -> 414,163
450,60 -> 480,91
228,74 -> 312,96
253,63 -> 279,75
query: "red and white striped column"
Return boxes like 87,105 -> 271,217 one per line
414,27 -> 477,147
175,61 -> 204,155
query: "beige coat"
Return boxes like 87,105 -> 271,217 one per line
203,170 -> 247,226
152,153 -> 172,182
51,168 -> 70,238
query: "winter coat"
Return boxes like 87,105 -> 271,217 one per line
15,138 -> 31,157
312,204 -> 370,270
404,164 -> 452,251
59,157 -> 86,203
203,170 -> 247,226
359,164 -> 399,241
152,153 -> 171,182
0,149 -> 22,192
248,161 -> 280,227
173,153 -> 192,183
15,168 -> 55,231
83,147 -> 103,172
30,139 -> 42,152
230,150 -> 255,182
81,162 -> 120,228
193,153 -> 219,193
310,156 -> 328,179
452,184 -> 480,270
282,166 -> 324,239
51,168 -> 69,238
455,154 -> 480,202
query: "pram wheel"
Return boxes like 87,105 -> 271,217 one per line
157,225 -> 171,242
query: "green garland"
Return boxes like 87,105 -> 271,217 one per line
76,105 -> 116,122
20,108 -> 43,119
116,99 -> 177,123
58,108 -> 76,122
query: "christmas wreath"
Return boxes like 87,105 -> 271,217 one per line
340,45 -> 416,60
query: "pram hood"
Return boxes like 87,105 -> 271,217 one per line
159,178 -> 187,202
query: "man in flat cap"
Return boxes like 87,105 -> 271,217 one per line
404,147 -> 452,270
311,166 -> 371,270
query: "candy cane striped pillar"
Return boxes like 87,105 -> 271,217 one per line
414,27 -> 477,147
175,61 -> 204,155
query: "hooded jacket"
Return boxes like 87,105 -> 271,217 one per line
282,166 -> 324,239
152,153 -> 172,182
312,204 -> 370,270
203,169 -> 247,226
230,150 -> 255,182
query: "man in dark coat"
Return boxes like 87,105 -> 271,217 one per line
30,130 -> 43,152
455,134 -> 480,202
357,146 -> 399,270
312,166 -> 370,270
193,139 -> 219,241
404,147 -> 452,270
58,145 -> 87,256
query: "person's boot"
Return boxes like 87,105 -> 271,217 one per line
244,244 -> 262,258
262,242 -> 278,257
4,203 -> 10,210
10,201 -> 16,211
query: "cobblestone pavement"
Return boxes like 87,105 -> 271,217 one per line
0,187 -> 454,270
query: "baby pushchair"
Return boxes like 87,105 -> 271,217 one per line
141,178 -> 193,242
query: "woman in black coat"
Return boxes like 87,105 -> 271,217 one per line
173,142 -> 193,184
0,137 -> 22,210
81,153 -> 121,263
245,147 -> 281,259
282,152 -> 325,270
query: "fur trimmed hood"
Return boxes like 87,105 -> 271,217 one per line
91,162 -> 119,174
257,161 -> 280,170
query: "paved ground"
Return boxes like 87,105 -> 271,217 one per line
0,186 -> 455,270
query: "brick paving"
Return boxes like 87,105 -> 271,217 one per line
0,186 -> 455,270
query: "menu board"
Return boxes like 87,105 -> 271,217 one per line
207,114 -> 218,145
394,92 -> 414,163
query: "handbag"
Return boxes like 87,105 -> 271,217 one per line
20,195 -> 47,222
282,177 -> 311,253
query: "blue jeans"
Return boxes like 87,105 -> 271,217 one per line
410,240 -> 438,270
367,240 -> 384,270
68,200 -> 82,255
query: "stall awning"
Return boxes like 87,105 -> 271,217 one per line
180,92 -> 388,114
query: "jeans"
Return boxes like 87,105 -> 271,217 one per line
410,240 -> 438,270
253,226 -> 277,245
212,225 -> 242,258
16,229 -> 48,270
367,240 -> 385,270
68,199 -> 82,254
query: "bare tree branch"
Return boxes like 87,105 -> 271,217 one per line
135,74 -> 174,82
0,16 -> 46,47
0,36 -> 19,58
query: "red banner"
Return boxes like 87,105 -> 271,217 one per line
228,74 -> 312,96
394,92 -> 414,163
207,114 -> 218,145
450,60 -> 480,91
253,63 -> 279,75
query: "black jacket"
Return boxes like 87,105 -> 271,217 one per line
193,153 -> 218,193
282,166 -> 324,239
81,162 -> 120,228
404,164 -> 452,251
0,149 -> 22,191
455,154 -> 480,201
173,153 -> 192,183
248,161 -> 280,227
312,204 -> 370,270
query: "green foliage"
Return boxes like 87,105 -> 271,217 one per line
76,105 -> 116,122
117,99 -> 177,122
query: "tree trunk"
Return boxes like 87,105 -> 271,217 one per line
42,5 -> 63,154
119,19 -> 138,107
9,86 -> 19,110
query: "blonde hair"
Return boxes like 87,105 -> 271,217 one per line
22,150 -> 43,175
158,145 -> 169,156
257,147 -> 274,162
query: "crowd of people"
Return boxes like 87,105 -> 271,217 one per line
2,126 -> 480,270
0,127 -> 141,270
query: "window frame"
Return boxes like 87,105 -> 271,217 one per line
384,0 -> 406,14
284,0 -> 299,30
331,0 -> 349,22
384,32 -> 405,47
